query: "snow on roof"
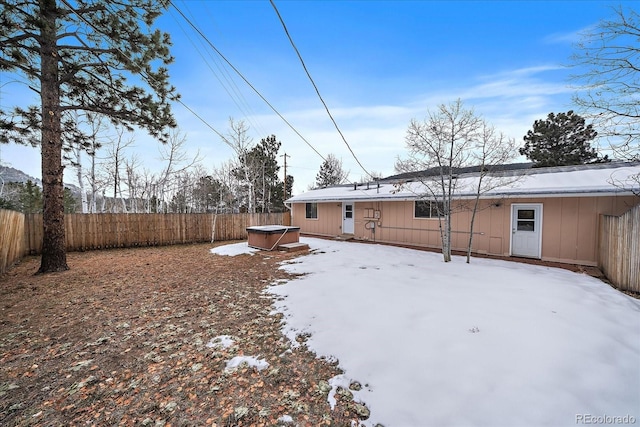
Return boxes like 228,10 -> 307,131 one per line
287,162 -> 640,203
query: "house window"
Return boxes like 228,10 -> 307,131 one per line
516,209 -> 535,231
305,202 -> 318,219
415,200 -> 444,218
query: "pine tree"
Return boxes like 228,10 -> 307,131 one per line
234,134 -> 283,213
519,111 -> 603,168
0,0 -> 178,272
315,154 -> 348,188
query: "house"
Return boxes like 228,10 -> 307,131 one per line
286,162 -> 640,266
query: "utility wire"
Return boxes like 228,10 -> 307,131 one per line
169,0 -> 328,163
172,2 -> 269,139
168,7 -> 268,140
58,0 -> 233,151
270,0 -> 373,180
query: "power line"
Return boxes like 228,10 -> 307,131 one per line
57,0 -> 233,151
169,0 -> 328,163
270,0 -> 373,180
170,2 -> 269,139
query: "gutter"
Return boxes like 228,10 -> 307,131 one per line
287,189 -> 638,204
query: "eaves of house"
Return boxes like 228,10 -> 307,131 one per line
287,162 -> 640,203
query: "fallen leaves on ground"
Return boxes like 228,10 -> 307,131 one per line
1,243 -> 369,426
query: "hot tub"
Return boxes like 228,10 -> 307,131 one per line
246,225 -> 301,251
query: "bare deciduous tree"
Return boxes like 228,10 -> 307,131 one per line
395,99 -> 482,262
155,129 -> 201,212
105,128 -> 134,213
465,123 -> 520,263
223,118 -> 258,213
571,6 -> 639,161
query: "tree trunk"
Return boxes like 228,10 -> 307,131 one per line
38,0 -> 68,273
442,198 -> 452,262
89,151 -> 97,213
74,147 -> 88,213
443,214 -> 452,262
466,196 -> 481,263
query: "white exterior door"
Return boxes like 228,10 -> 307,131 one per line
510,204 -> 542,258
342,202 -> 354,234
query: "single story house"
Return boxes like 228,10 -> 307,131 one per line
286,162 -> 640,266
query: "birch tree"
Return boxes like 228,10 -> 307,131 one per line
103,127 -> 134,213
214,160 -> 240,213
155,129 -> 200,212
395,99 -> 482,262
223,119 -> 257,213
465,123 -> 520,263
124,154 -> 143,212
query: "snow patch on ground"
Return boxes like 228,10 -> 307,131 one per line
206,335 -> 235,350
268,237 -> 640,427
210,242 -> 258,256
277,414 -> 294,424
326,374 -> 363,410
224,356 -> 269,372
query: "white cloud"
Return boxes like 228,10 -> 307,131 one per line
543,25 -> 594,45
2,62 -> 578,196
252,63 -> 579,193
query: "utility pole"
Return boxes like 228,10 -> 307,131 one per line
281,152 -> 290,202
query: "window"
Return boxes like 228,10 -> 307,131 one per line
415,200 -> 444,218
305,202 -> 318,219
344,204 -> 353,219
516,209 -> 535,231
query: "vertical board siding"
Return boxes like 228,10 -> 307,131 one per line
599,204 -> 640,293
20,212 -> 290,255
0,209 -> 26,274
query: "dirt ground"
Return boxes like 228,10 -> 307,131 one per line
0,243 -> 368,427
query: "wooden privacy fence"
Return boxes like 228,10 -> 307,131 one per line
599,204 -> 640,293
22,212 -> 290,255
0,209 -> 26,274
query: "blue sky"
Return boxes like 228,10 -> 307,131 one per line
0,1 -> 628,193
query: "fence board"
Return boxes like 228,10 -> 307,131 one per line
20,212 -> 290,255
599,204 -> 640,292
0,209 -> 26,274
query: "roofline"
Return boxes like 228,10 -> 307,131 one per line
380,160 -> 640,183
288,161 -> 640,204
287,189 -> 638,204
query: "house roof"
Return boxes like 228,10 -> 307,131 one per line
287,162 -> 640,203
383,162 -> 535,181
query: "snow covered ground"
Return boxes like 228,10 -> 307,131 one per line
213,238 -> 640,427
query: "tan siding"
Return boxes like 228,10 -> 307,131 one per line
472,200 -> 492,253
614,197 -> 638,214
577,198 -> 598,263
560,198 -> 580,262
451,208 -> 470,251
398,202 -> 409,243
291,194 -> 639,265
291,202 -> 341,236
534,198 -> 558,260
387,202 -> 398,242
